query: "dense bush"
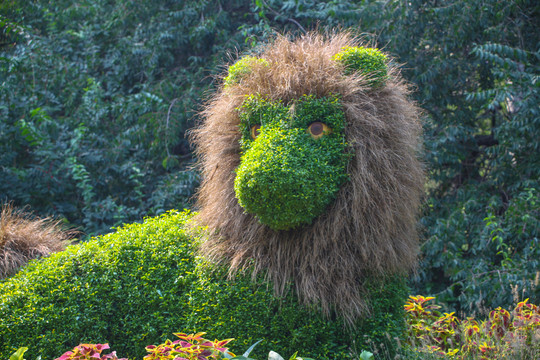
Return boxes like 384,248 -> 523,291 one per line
332,46 -> 388,87
0,211 -> 409,360
235,94 -> 348,230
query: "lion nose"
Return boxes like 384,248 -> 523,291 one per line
233,128 -> 347,231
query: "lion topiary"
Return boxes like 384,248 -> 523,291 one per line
191,31 -> 424,322
0,32 -> 423,360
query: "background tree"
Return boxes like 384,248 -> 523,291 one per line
0,0 -> 538,315
1,0 -> 260,235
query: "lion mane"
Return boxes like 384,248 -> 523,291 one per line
190,32 -> 424,322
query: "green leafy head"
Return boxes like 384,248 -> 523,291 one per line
332,46 -> 388,87
234,94 -> 349,230
223,56 -> 270,88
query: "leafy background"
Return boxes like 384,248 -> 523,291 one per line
1,0 -> 538,317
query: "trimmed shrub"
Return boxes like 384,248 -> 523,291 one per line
332,46 -> 388,87
0,211 -> 408,360
224,56 -> 270,88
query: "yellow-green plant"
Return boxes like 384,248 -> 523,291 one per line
332,46 -> 388,87
405,295 -> 540,359
9,348 -> 29,360
224,56 -> 270,88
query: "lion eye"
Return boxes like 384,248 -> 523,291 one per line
250,125 -> 261,139
307,122 -> 331,139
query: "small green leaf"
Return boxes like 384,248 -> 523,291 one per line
359,350 -> 374,360
288,352 -> 298,360
10,347 -> 28,360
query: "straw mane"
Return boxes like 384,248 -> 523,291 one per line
190,32 -> 424,322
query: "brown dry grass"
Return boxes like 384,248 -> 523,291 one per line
0,203 -> 76,278
190,31 -> 424,323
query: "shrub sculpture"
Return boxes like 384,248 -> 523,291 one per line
0,32 -> 423,359
192,32 -> 423,320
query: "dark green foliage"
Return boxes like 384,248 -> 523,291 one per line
359,1 -> 540,314
0,211 -> 408,360
234,95 -> 348,230
0,0 -> 263,237
332,46 -> 388,87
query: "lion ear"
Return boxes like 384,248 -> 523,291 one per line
224,56 -> 269,88
332,46 -> 389,88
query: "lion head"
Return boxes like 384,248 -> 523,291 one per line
190,32 -> 424,322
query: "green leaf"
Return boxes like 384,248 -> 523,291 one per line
288,352 -> 298,360
243,339 -> 262,357
10,348 -> 28,360
359,350 -> 374,360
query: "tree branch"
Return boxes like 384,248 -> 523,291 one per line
261,0 -> 307,33
475,134 -> 499,147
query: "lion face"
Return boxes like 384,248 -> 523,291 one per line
234,94 -> 349,230
228,43 -> 389,231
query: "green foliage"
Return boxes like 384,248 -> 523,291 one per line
332,46 -> 388,87
234,95 -> 348,230
0,211 -> 408,360
10,348 -> 28,360
358,351 -> 374,360
348,0 -> 540,314
224,56 -> 269,88
0,0 -> 265,237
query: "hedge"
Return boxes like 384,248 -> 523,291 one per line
0,210 -> 408,359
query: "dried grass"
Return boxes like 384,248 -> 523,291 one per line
0,203 -> 75,278
190,31 -> 424,323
